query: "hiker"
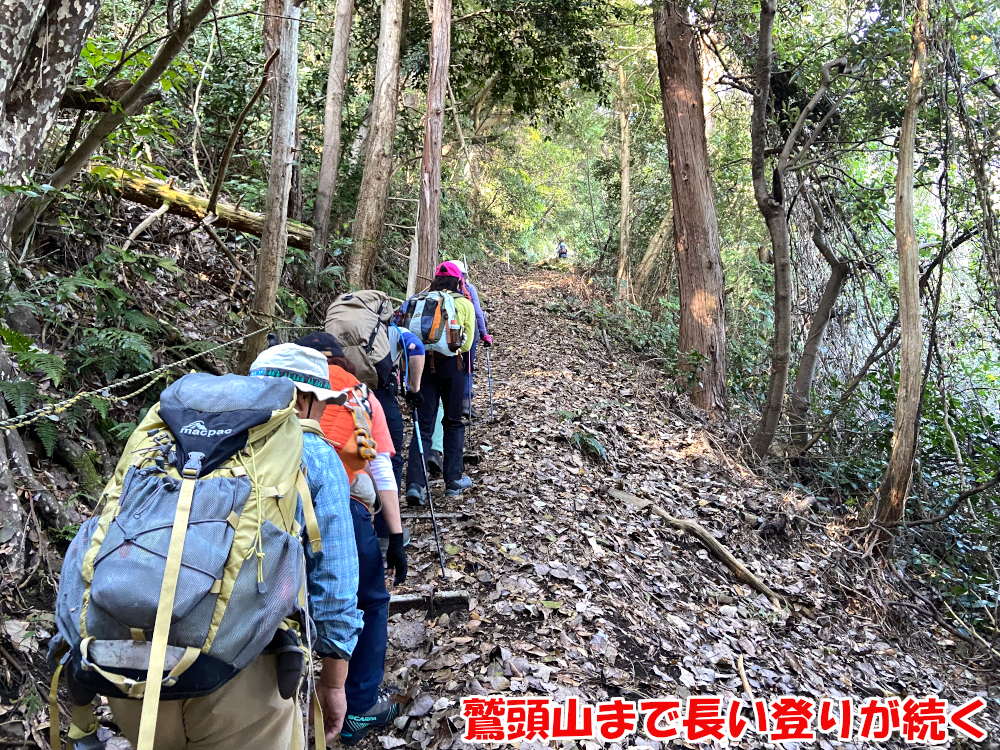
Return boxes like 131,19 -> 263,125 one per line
322,292 -> 421,513
451,260 -> 492,419
557,239 -> 569,259
405,261 -> 476,504
54,346 -> 364,750
295,332 -> 404,744
383,324 -> 427,488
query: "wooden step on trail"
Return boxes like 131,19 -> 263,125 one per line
389,589 -> 469,615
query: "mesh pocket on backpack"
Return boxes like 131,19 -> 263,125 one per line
56,517 -> 100,649
88,471 -> 251,648
207,519 -> 303,670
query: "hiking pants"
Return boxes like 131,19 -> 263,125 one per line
347,498 -> 391,714
108,655 -> 299,750
408,354 -> 465,488
373,381 -> 405,491
463,340 -> 477,405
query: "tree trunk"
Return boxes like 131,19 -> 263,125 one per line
876,0 -> 928,530
747,0 -> 791,456
347,0 -> 404,288
414,0 -> 453,294
654,2 -> 728,413
10,0 -> 222,244
789,193 -> 849,448
615,64 -> 632,300
1,0 -> 102,254
312,0 -> 356,273
634,207 -> 673,304
235,0 -> 300,373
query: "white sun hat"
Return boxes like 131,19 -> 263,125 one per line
249,343 -> 347,403
451,259 -> 467,275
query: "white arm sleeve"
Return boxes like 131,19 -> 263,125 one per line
370,452 -> 398,493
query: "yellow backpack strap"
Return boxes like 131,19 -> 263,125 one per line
297,469 -> 322,553
313,691 -> 327,750
49,640 -> 70,750
136,465 -> 198,750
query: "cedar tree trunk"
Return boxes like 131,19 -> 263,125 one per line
235,0 -> 300,372
414,0 -> 453,292
312,0 -> 356,272
654,1 -> 728,412
347,0 -> 403,288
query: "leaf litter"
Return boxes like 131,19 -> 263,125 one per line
378,266 -> 1000,750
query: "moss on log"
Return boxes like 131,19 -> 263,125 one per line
99,168 -> 314,251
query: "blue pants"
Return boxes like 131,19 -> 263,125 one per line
407,354 -> 465,488
346,499 -> 390,714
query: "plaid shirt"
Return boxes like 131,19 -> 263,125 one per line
301,432 -> 363,659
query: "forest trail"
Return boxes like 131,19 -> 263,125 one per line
385,265 -> 998,749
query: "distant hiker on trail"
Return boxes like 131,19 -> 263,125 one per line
399,261 -> 475,504
51,347 -> 364,750
295,332 -> 405,744
557,239 -> 569,259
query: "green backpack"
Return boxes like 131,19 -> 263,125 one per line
52,373 -> 326,750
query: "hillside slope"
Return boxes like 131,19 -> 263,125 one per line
385,264 -> 999,749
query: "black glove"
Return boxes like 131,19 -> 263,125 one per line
386,533 -> 408,585
267,333 -> 281,348
405,390 -> 423,409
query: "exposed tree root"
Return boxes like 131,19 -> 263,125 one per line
610,488 -> 787,608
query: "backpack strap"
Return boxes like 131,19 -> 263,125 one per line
78,637 -> 200,699
296,469 -> 322,554
136,460 -> 200,750
364,299 -> 388,355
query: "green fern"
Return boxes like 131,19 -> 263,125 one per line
0,325 -> 34,353
87,396 -> 110,420
34,417 -> 59,457
75,328 -> 153,379
0,381 -> 38,414
18,350 -> 68,386
118,309 -> 164,335
0,325 -> 68,386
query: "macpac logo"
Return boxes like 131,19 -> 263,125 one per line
179,420 -> 232,438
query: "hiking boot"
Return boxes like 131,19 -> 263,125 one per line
341,687 -> 401,745
428,450 -> 442,478
406,485 -> 426,507
445,476 -> 472,496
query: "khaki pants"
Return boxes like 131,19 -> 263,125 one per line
108,656 -> 300,750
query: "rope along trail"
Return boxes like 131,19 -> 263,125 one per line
0,324 -> 318,432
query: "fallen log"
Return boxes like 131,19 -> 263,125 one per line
98,168 -> 314,251
609,488 -> 787,608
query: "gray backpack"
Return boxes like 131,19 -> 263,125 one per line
51,374 -> 322,750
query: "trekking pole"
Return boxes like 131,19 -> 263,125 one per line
412,417 -> 447,580
486,347 -> 495,422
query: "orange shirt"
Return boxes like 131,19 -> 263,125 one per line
320,365 -> 395,481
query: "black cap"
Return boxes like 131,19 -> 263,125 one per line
295,331 -> 345,358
